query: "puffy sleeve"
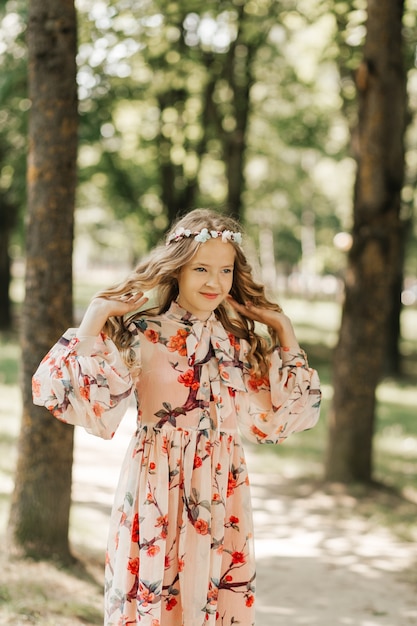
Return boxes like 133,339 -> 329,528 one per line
32,328 -> 136,439
236,345 -> 321,444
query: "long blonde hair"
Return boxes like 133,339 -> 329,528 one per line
97,209 -> 282,377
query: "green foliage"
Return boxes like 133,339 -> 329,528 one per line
0,333 -> 19,385
0,0 -> 28,243
1,0 -> 416,276
74,0 -> 353,263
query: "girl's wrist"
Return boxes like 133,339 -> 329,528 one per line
78,298 -> 111,337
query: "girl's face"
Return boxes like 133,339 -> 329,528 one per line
177,238 -> 235,320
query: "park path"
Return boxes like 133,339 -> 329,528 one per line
72,406 -> 417,626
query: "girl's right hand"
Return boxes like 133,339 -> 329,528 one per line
78,292 -> 148,337
92,292 -> 148,318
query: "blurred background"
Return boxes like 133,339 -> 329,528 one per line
0,0 -> 417,624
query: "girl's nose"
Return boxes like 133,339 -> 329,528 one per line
205,273 -> 219,287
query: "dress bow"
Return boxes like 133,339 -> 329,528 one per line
185,316 -> 246,431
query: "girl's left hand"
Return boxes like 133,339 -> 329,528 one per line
226,295 -> 300,347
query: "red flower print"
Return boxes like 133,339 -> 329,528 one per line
227,472 -> 237,497
167,329 -> 189,356
231,550 -> 246,564
93,402 -> 105,418
227,333 -> 240,351
131,514 -> 139,543
205,441 -> 213,455
164,555 -> 171,569
149,461 -> 156,471
178,557 -> 185,572
250,424 -> 268,439
229,515 -> 239,524
32,378 -> 41,397
212,493 -> 221,502
155,514 -> 168,539
193,455 -> 203,469
146,544 -> 160,557
225,574 -> 233,582
207,586 -> 218,603
246,594 -> 255,607
80,386 -> 90,400
138,586 -> 155,606
155,514 -> 168,528
219,365 -> 230,380
144,328 -> 160,343
194,518 -> 209,535
127,556 -> 139,576
166,597 -> 178,611
178,369 -> 200,390
248,371 -> 270,392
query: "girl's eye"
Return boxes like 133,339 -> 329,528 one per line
195,267 -> 206,272
222,268 -> 233,274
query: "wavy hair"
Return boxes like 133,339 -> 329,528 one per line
97,208 -> 282,377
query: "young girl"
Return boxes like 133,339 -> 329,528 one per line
33,208 -> 321,626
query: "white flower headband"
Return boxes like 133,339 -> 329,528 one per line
166,226 -> 242,245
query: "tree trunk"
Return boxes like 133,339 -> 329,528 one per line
325,0 -> 406,483
9,0 -> 78,560
0,200 -> 13,329
384,218 -> 408,376
221,7 -> 255,221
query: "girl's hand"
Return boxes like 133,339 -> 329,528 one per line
91,292 -> 148,319
78,292 -> 148,337
226,295 -> 300,348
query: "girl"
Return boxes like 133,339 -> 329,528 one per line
33,208 -> 321,626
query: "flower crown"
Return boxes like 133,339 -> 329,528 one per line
166,226 -> 242,245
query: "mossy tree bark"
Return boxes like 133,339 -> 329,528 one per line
325,0 -> 407,483
9,0 -> 78,560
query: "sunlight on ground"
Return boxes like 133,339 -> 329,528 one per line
377,383 -> 417,407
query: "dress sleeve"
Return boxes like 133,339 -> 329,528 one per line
32,328 -> 135,439
236,345 -> 321,444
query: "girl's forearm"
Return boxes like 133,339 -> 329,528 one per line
77,299 -> 111,337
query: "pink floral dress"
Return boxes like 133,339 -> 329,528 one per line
32,301 -> 321,626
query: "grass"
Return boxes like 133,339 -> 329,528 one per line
0,551 -> 104,625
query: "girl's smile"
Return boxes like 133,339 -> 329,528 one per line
176,238 -> 236,320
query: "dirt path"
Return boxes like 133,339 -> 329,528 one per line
70,408 -> 417,626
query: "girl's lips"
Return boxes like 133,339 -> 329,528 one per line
200,292 -> 219,299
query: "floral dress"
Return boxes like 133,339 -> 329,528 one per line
32,301 -> 321,626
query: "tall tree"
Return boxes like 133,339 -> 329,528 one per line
325,0 -> 407,482
0,196 -> 15,329
9,0 -> 78,560
0,1 -> 27,330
